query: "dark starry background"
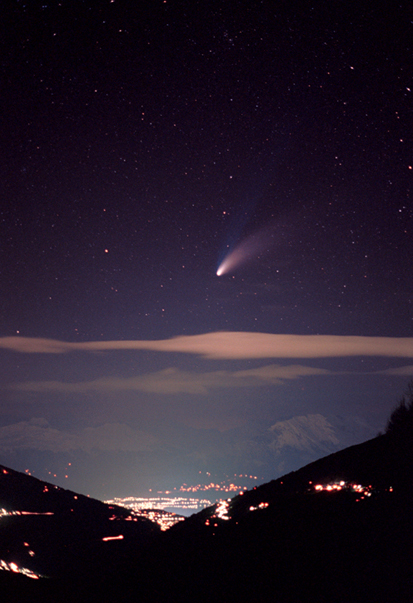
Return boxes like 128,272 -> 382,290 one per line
0,0 -> 412,499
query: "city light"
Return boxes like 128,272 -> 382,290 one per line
309,480 -> 388,500
0,558 -> 42,580
102,535 -> 124,542
104,497 -> 193,528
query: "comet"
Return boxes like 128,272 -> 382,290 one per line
216,225 -> 276,276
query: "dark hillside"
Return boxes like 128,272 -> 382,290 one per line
0,464 -> 159,580
1,424 -> 413,602
118,431 -> 413,603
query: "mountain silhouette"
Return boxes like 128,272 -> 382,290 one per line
1,425 -> 412,602
0,463 -> 159,593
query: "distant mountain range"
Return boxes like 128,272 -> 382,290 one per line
235,413 -> 377,481
0,425 -> 412,602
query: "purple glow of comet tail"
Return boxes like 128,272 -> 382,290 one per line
217,228 -> 275,276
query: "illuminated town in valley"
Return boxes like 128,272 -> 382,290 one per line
0,462 -> 397,582
105,472 -> 261,517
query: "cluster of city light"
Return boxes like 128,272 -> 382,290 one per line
313,481 -> 348,492
249,502 -> 269,512
106,495 -> 212,513
107,506 -> 185,530
104,474 -> 262,523
105,496 -> 204,527
214,500 -> 231,521
310,480 -> 388,500
178,473 -> 258,495
134,509 -> 185,531
0,507 -> 54,517
204,498 -> 271,527
179,482 -> 248,494
0,507 -> 52,578
0,558 -> 41,580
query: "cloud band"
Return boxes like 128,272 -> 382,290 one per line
12,364 -> 331,395
1,332 -> 413,359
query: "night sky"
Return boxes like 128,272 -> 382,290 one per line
1,0 -> 412,499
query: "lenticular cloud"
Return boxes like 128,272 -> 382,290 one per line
1,332 -> 413,359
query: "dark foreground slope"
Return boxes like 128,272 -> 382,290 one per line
0,464 -> 159,581
119,432 -> 413,603
1,430 -> 412,602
